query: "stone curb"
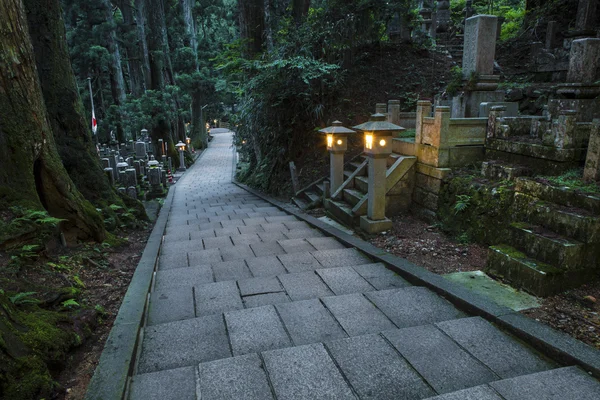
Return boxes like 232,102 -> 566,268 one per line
84,148 -> 211,400
84,187 -> 175,400
232,180 -> 600,378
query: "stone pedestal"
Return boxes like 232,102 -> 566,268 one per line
329,152 -> 345,194
135,141 -> 146,159
124,168 -> 138,187
376,103 -> 387,115
576,0 -> 597,33
566,38 -> 600,84
178,150 -> 186,171
126,186 -> 137,199
584,119 -> 600,182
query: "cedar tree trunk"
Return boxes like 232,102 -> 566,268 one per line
0,0 -> 105,242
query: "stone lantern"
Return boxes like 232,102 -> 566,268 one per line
176,141 -> 186,171
319,121 -> 355,194
353,113 -> 404,233
186,136 -> 193,152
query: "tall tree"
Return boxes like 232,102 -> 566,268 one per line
116,0 -> 147,97
238,0 -> 265,56
0,0 -> 105,242
292,0 -> 310,24
23,0 -> 125,211
100,0 -> 128,143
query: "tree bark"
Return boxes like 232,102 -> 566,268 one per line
23,0 -> 125,211
100,0 -> 127,143
292,0 -> 310,24
134,0 -> 152,90
238,0 -> 265,56
117,0 -> 146,97
0,0 -> 105,242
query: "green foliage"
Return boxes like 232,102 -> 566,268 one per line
446,66 -> 463,97
540,169 -> 600,194
61,299 -> 80,308
453,194 -> 472,214
9,292 -> 39,306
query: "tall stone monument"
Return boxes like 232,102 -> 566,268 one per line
575,0 -> 598,34
452,15 -> 504,118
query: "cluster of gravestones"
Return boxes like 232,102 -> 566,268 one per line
99,131 -> 173,200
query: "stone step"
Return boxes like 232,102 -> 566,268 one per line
136,285 -> 469,376
342,188 -> 364,207
485,244 -> 564,297
349,161 -> 364,170
355,175 -> 368,192
314,182 -> 325,195
482,160 -> 533,181
509,222 -> 584,270
515,177 -> 600,214
325,199 -> 357,227
291,197 -> 308,210
516,193 -> 600,243
149,262 -> 411,325
130,314 -> 571,400
303,190 -> 321,204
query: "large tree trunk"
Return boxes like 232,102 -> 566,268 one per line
0,0 -> 105,242
23,0 -> 125,211
134,0 -> 152,90
292,0 -> 310,24
145,0 -> 173,152
238,0 -> 265,56
100,0 -> 127,143
117,0 -> 146,97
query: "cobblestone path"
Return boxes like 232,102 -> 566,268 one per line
128,131 -> 600,400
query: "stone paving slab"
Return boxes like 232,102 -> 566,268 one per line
262,343 -> 356,400
282,228 -> 325,239
137,314 -> 230,373
278,271 -> 334,301
306,236 -> 346,250
489,366 -> 600,400
188,249 -> 222,266
312,248 -> 372,268
278,238 -> 316,253
224,305 -> 292,356
316,267 -> 375,295
424,385 -> 504,400
277,251 -> 322,273
250,242 -> 286,256
219,244 -> 255,262
203,236 -> 234,249
352,263 -> 411,290
245,255 -> 287,277
197,354 -> 274,400
237,276 -> 283,296
275,299 -> 347,345
243,292 -> 290,308
326,334 -> 436,400
194,281 -> 243,317
211,260 -> 253,281
129,366 -> 196,400
154,265 -> 213,290
436,317 -> 554,379
158,253 -> 188,270
321,293 -> 396,336
384,324 -> 499,394
367,286 -> 466,329
147,289 -> 195,326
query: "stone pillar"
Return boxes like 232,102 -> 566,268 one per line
487,106 -> 506,139
118,170 -> 126,184
126,157 -> 134,167
104,168 -> 114,186
366,156 -> 388,222
330,152 -> 345,194
436,0 -> 451,32
583,119 -> 600,182
465,0 -> 474,19
433,106 -> 451,148
168,157 -> 173,173
567,38 -> 600,83
135,141 -> 147,159
178,149 -> 186,171
125,168 -> 137,187
576,0 -> 597,32
134,160 -> 141,176
148,168 -> 162,192
462,15 -> 498,77
108,155 -> 118,181
376,103 -> 387,115
387,100 -> 401,125
101,158 -> 110,169
416,100 -> 433,144
545,21 -> 558,50
553,110 -> 578,149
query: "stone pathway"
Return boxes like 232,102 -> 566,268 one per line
128,131 -> 600,400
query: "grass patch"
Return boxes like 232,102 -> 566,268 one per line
539,169 -> 600,195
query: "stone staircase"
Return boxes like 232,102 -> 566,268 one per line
325,148 -> 417,228
486,178 -> 600,296
130,210 -> 600,399
436,32 -> 464,66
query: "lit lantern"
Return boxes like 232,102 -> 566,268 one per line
353,113 -> 402,157
319,121 -> 355,194
319,121 -> 353,153
186,137 -> 191,145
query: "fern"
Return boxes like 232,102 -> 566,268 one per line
62,299 -> 80,308
9,292 -> 39,305
454,195 -> 471,215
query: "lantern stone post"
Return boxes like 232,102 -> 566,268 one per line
176,141 -> 186,171
319,121 -> 355,195
354,113 -> 403,233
